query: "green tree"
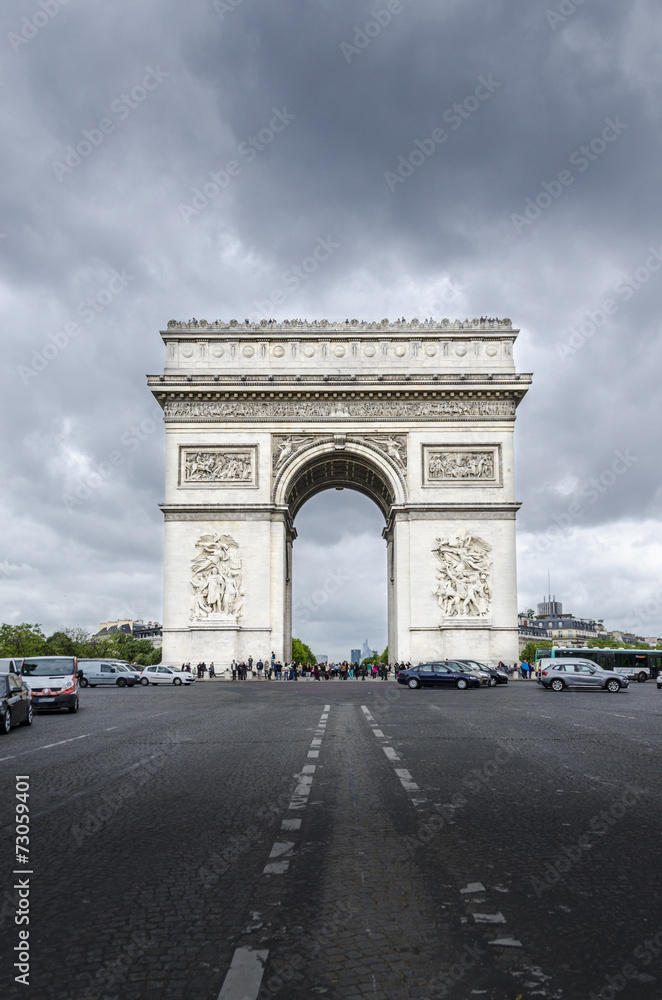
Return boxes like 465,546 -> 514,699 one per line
44,630 -> 76,655
379,645 -> 389,664
520,639 -> 552,663
114,633 -> 161,666
0,623 -> 46,656
292,637 -> 316,664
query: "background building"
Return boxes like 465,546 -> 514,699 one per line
351,648 -> 361,664
94,619 -> 163,648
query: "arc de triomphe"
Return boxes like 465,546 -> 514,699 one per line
148,318 -> 531,666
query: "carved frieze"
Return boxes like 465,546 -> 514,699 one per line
179,446 -> 257,487
423,445 -> 501,487
190,533 -> 244,622
165,397 -> 516,422
432,530 -> 492,618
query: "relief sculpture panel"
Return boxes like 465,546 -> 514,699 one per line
190,533 -> 244,621
423,445 -> 501,487
432,530 -> 492,618
180,447 -> 257,487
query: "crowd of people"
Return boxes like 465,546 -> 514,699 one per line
229,657 -> 400,680
181,657 -> 530,680
178,656 -> 405,680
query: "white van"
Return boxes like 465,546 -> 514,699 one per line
19,656 -> 81,712
0,658 -> 23,674
78,660 -> 137,688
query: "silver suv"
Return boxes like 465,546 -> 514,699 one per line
539,658 -> 629,693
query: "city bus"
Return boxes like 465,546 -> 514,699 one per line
534,647 -> 662,682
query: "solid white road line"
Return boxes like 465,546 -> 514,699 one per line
217,947 -> 268,1000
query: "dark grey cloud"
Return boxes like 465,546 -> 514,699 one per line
1,0 -> 661,653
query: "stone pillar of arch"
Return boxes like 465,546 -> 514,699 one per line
148,318 -> 531,667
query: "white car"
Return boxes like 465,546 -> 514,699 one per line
140,665 -> 195,686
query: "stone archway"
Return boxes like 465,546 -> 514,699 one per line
150,318 -> 530,666
274,439 -> 404,662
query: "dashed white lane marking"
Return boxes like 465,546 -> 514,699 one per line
26,734 -> 90,752
324,703 -> 330,711
473,912 -> 507,924
489,937 -> 522,948
307,750 -> 319,758
105,726 -> 118,731
281,818 -> 301,831
311,738 -> 322,746
263,842 -> 295,874
383,747 -> 400,761
394,768 -> 419,791
461,882 -> 486,894
372,729 -> 385,737
217,946 -> 268,1000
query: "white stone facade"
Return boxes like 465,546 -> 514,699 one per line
149,318 -> 531,666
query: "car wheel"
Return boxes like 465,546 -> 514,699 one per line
606,679 -> 621,693
550,678 -> 564,692
637,673 -> 647,683
173,677 -> 182,686
0,709 -> 11,734
117,677 -> 127,687
79,677 -> 89,688
456,678 -> 468,690
140,677 -> 149,686
489,677 -> 497,687
20,704 -> 33,727
407,677 -> 420,689
68,697 -> 79,713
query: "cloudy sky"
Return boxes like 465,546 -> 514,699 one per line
1,0 -> 661,659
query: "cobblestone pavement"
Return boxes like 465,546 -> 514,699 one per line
1,680 -> 661,998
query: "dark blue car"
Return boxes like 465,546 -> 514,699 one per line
397,662 -> 481,690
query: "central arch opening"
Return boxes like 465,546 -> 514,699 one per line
290,490 -> 388,664
285,453 -> 396,519
283,449 -> 398,665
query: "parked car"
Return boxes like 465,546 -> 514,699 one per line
0,672 -> 33,733
78,660 -> 138,687
140,665 -> 195,686
456,660 -> 508,686
539,659 -> 629,693
397,662 -> 481,690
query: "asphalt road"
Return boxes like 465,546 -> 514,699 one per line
1,678 -> 661,999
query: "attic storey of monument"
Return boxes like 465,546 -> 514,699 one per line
147,318 -> 531,666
